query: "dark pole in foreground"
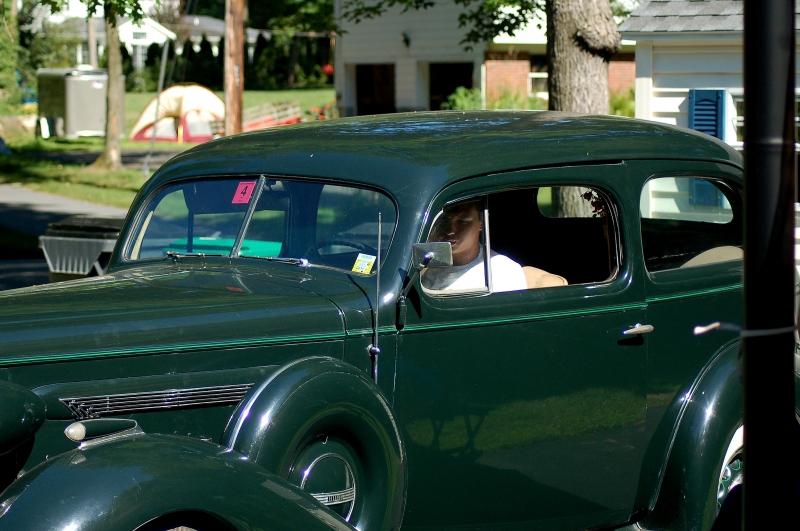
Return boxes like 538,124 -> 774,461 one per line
742,0 -> 797,527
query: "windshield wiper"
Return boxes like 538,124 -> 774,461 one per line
166,251 -> 228,261
251,256 -> 310,266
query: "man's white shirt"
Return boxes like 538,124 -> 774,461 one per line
422,248 -> 527,293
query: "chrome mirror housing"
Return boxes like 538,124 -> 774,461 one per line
411,242 -> 453,269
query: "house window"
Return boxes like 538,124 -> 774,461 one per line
132,45 -> 147,71
732,93 -> 800,143
133,32 -> 147,40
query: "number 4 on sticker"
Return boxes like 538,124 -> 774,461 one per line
232,181 -> 257,204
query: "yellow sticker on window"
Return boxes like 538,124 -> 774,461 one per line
352,253 -> 377,274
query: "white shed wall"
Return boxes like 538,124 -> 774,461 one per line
334,0 -> 483,115
633,36 -> 800,148
637,42 -> 743,133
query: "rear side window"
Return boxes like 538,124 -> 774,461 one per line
640,177 -> 742,272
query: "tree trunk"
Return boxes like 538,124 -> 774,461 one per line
92,7 -> 123,171
545,0 -> 620,216
287,36 -> 300,87
224,0 -> 244,135
545,0 -> 621,114
551,186 -> 593,218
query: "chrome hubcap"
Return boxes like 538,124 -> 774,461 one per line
289,439 -> 358,521
717,457 -> 743,508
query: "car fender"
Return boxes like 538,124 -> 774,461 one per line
221,356 -> 406,531
638,341 -> 742,531
0,381 -> 45,457
0,433 -> 354,531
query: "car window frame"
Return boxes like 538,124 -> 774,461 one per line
623,159 -> 744,302
638,171 -> 744,280
120,174 -> 401,276
411,166 -> 632,309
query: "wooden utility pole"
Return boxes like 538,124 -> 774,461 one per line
224,0 -> 244,135
87,14 -> 98,68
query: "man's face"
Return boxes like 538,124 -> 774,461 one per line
430,202 -> 483,266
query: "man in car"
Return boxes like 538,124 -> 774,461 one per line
422,200 -> 528,292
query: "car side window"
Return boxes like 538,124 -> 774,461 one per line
640,177 -> 742,272
421,186 -> 618,295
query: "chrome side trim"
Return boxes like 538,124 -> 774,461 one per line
60,383 -> 253,419
623,323 -> 654,336
78,425 -> 144,449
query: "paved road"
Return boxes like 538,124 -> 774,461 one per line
0,184 -> 128,291
23,149 -> 183,171
0,183 -> 127,236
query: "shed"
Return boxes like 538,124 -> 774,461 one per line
36,67 -> 123,139
620,0 -> 800,150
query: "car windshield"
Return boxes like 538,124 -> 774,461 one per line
127,177 -> 396,274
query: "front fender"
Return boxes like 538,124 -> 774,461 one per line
220,356 -> 406,531
0,433 -> 354,531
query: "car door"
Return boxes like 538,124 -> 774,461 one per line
395,164 -> 650,531
632,161 -> 744,496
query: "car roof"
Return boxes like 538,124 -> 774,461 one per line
148,110 -> 743,197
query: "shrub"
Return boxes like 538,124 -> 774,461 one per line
440,87 -> 481,110
610,88 -> 635,117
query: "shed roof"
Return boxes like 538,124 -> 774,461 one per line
620,0 -> 800,34
619,0 -> 744,33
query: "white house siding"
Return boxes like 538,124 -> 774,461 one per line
634,38 -> 742,138
632,35 -> 800,148
334,0 -> 483,115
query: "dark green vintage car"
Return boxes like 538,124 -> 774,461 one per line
0,111 -> 765,531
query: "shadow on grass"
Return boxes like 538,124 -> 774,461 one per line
0,154 -> 146,209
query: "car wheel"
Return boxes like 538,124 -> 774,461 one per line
717,425 -> 743,511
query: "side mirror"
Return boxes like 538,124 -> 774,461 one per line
411,242 -> 453,269
398,243 -> 453,331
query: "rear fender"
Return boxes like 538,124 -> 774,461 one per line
0,433 -> 353,531
638,341 -> 742,531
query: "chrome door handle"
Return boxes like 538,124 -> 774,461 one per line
623,323 -> 654,336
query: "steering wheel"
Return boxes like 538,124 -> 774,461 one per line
304,239 -> 379,262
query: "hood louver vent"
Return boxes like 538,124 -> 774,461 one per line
60,383 -> 253,419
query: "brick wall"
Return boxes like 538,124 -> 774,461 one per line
609,54 -> 635,94
485,60 -> 530,103
484,55 -> 636,103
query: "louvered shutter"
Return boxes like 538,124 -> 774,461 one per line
687,90 -> 727,207
688,89 -> 726,139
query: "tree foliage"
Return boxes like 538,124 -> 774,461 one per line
0,0 -> 19,107
342,0 -> 546,47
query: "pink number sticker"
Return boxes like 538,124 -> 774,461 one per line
232,181 -> 257,204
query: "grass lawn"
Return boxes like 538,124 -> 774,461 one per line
0,88 -> 335,208
0,155 -> 146,209
6,88 -> 336,154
